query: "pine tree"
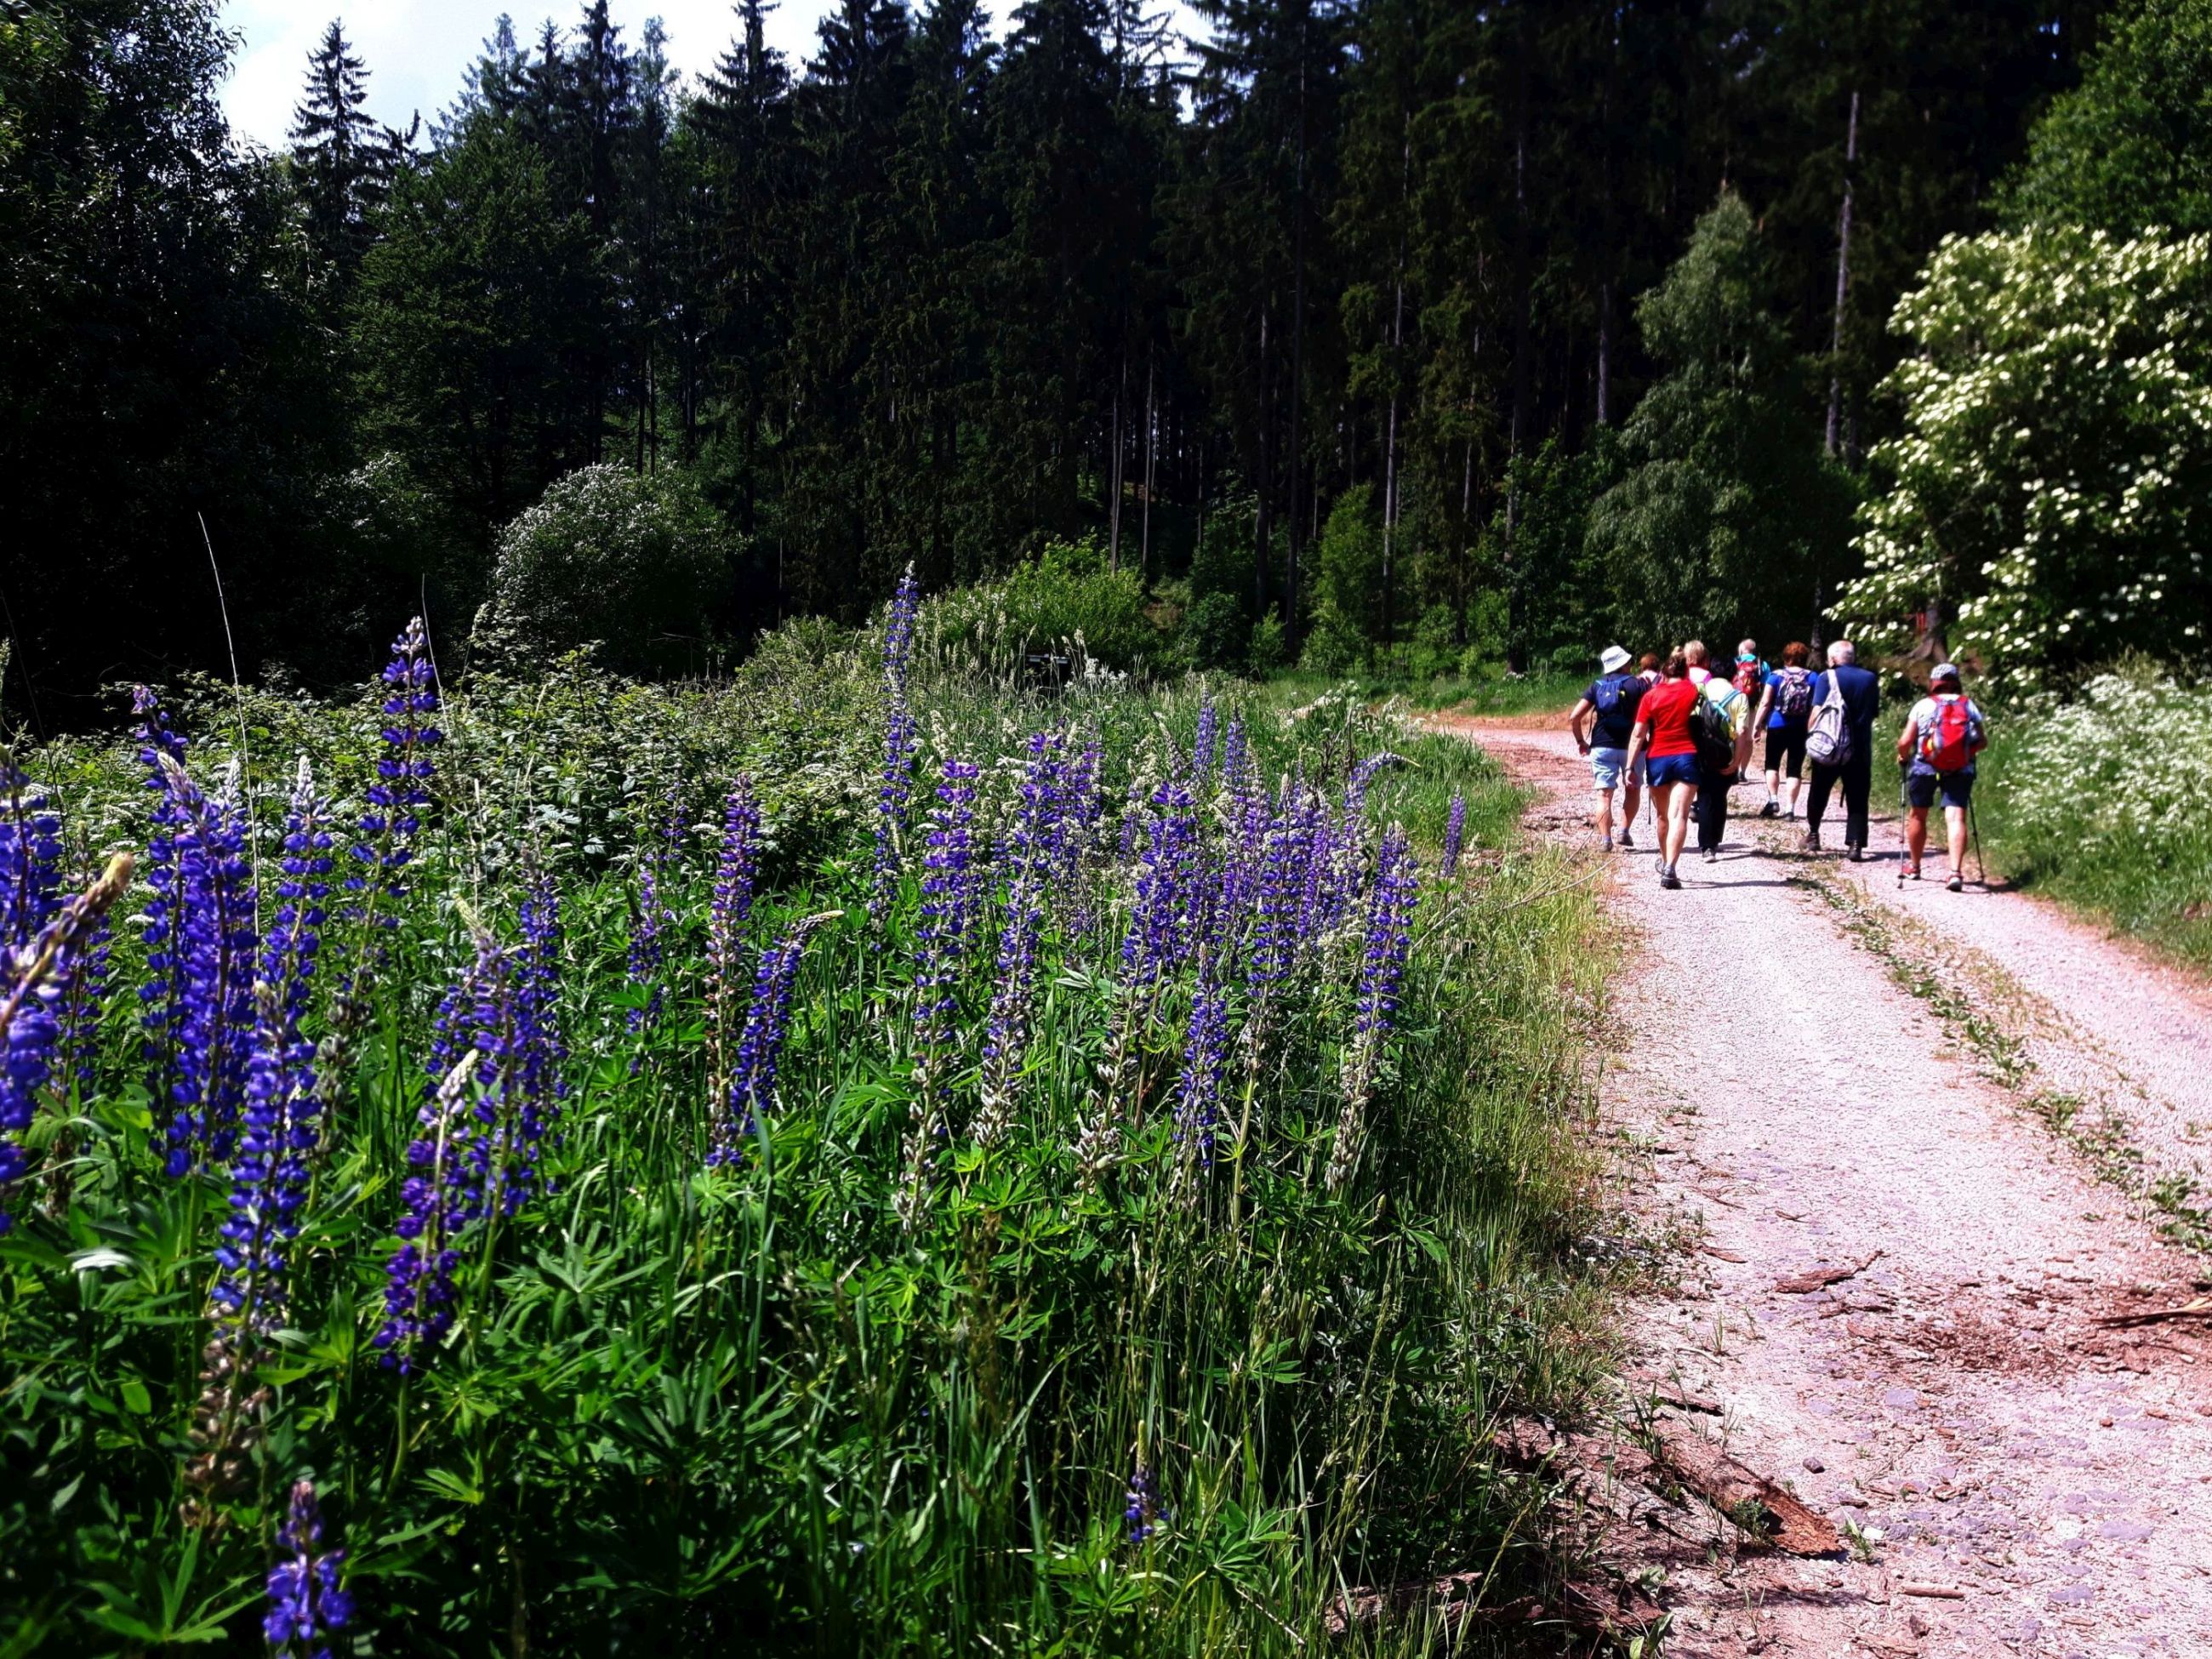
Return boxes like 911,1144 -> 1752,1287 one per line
289,19 -> 405,289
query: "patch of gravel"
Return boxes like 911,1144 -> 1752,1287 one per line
1438,716 -> 2212,1659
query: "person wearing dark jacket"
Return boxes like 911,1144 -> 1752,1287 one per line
1804,639 -> 1880,858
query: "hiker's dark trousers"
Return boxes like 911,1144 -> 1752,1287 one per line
1695,771 -> 1733,852
1807,749 -> 1871,848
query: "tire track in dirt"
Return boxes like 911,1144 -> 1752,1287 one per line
1440,715 -> 2212,1659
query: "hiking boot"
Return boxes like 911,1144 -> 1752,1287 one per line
1760,800 -> 1780,818
1660,868 -> 1682,891
1947,871 -> 1964,892
1601,835 -> 1614,853
1619,828 -> 1635,849
1846,843 -> 1864,863
1802,829 -> 1821,852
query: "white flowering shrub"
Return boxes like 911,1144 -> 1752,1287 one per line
1993,671 -> 2212,903
1839,228 -> 2212,682
475,463 -> 729,676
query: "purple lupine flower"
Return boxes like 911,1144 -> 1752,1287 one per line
1172,969 -> 1231,1164
626,787 -> 682,1035
134,688 -> 192,1103
375,1045 -> 478,1371
0,763 -> 61,955
706,777 -> 761,1098
710,915 -> 826,1165
53,904 -> 108,1106
1342,751 -> 1407,823
160,759 -> 258,1177
1220,716 -> 1247,798
976,734 -> 1062,1146
349,618 -> 441,913
1,853 -> 132,1233
869,567 -> 923,924
1443,792 -> 1467,876
511,874 -> 566,1180
1191,700 -> 1218,784
913,757 -> 981,1053
265,1479 -> 351,1658
1122,780 -> 1197,995
1247,789 -> 1312,997
210,763 -> 330,1331
1327,826 -> 1421,1193
1124,1466 -> 1165,1546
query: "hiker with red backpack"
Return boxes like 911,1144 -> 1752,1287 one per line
1896,662 -> 1989,892
1569,644 -> 1648,852
1753,641 -> 1818,819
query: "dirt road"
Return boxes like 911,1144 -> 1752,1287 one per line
1443,716 -> 2212,1659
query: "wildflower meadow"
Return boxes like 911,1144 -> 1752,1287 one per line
0,582 -> 1606,1654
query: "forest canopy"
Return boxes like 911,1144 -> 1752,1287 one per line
0,0 -> 2135,719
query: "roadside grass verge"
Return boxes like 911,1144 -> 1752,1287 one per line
1,627 -> 1619,1653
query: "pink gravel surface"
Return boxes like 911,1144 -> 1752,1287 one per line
1441,716 -> 2212,1659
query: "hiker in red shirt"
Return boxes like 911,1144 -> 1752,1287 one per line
1624,650 -> 1701,890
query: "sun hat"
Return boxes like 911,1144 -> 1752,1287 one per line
1930,662 -> 1963,686
1599,645 -> 1632,674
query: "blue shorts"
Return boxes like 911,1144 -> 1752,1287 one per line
1645,752 -> 1699,790
1589,746 -> 1633,790
1907,769 -> 1974,809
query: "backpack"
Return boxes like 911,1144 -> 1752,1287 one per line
1918,695 -> 1983,773
1804,671 -> 1853,767
1773,665 -> 1815,721
1690,681 -> 1739,774
1731,660 -> 1763,698
1593,673 -> 1633,716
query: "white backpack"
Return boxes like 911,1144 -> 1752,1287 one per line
1804,670 -> 1854,767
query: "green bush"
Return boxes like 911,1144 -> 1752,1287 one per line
1183,589 -> 1248,671
922,537 -> 1166,676
472,463 -> 729,676
1246,612 -> 1289,676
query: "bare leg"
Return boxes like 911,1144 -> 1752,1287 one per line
1905,806 -> 1930,873
1784,772 -> 1804,816
1623,778 -> 1644,832
1944,803 -> 1970,879
1593,787 -> 1616,841
1659,784 -> 1693,870
1764,766 -> 1782,808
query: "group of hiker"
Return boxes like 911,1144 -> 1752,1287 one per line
1568,639 -> 1987,893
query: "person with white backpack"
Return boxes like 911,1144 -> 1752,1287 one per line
1569,644 -> 1649,852
1752,641 -> 1817,818
1896,662 -> 1989,891
1803,639 -> 1880,858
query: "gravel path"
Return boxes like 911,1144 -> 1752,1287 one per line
1440,717 -> 2212,1659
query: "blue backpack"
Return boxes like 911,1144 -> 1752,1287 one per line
1593,674 -> 1634,715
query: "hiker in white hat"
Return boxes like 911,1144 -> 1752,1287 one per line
1896,662 -> 1989,891
1567,644 -> 1648,852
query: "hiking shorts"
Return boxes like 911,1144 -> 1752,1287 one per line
1645,752 -> 1699,790
1907,768 -> 1974,810
1589,746 -> 1633,790
1763,724 -> 1808,779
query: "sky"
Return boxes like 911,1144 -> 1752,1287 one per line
218,2 -> 1201,151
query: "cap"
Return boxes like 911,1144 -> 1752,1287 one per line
1599,645 -> 1632,674
1736,652 -> 1759,664
1930,662 -> 1963,684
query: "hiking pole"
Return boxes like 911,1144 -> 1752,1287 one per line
1968,797 -> 1987,890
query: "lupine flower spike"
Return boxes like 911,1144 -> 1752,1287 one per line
265,1479 -> 352,1658
0,853 -> 132,1233
1443,792 -> 1468,877
710,912 -> 835,1166
976,734 -> 1061,1148
159,756 -> 257,1177
870,567 -> 922,924
897,757 -> 978,1225
1326,827 -> 1419,1192
706,777 -> 761,1102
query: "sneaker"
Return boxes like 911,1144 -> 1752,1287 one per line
1786,807 -> 1799,821
1905,862 -> 1922,881
1847,844 -> 1864,863
1760,800 -> 1780,818
1619,828 -> 1635,850
1601,835 -> 1614,853
1947,872 -> 1964,892
1802,829 -> 1821,852
1703,847 -> 1719,864
1661,869 -> 1682,891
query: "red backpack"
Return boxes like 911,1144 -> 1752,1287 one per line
1919,696 -> 1982,773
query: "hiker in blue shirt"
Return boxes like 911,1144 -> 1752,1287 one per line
1752,641 -> 1817,820
1568,644 -> 1648,852
1804,639 -> 1881,858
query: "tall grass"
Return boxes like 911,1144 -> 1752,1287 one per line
0,617 -> 1607,1654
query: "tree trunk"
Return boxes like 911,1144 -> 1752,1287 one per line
1826,89 -> 1860,459
1254,307 -> 1274,620
1141,346 -> 1156,586
1285,52 -> 1309,635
